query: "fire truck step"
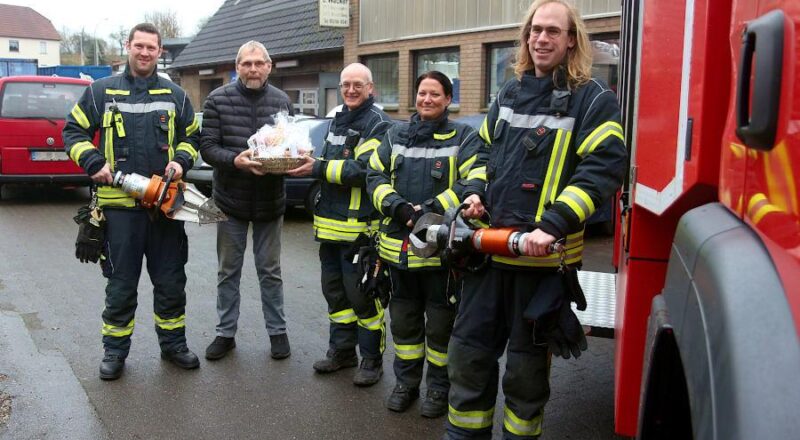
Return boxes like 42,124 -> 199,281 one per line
574,270 -> 616,338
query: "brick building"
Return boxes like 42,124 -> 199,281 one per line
344,0 -> 620,118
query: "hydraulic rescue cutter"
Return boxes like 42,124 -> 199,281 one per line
112,170 -> 227,224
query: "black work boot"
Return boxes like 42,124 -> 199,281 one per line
269,333 -> 291,359
205,336 -> 236,360
420,389 -> 448,418
386,384 -> 420,412
161,346 -> 200,369
313,349 -> 358,373
352,357 -> 383,387
99,353 -> 125,381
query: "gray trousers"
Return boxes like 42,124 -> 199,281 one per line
214,215 -> 286,337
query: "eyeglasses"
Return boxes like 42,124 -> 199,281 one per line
239,60 -> 269,69
339,82 -> 370,91
529,25 -> 571,39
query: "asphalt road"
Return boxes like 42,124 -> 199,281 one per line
0,185 -> 626,440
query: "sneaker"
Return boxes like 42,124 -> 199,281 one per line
386,384 -> 420,412
99,353 -> 125,380
205,336 -> 236,360
420,389 -> 448,418
269,333 -> 291,359
313,349 -> 358,373
352,357 -> 383,386
160,346 -> 200,369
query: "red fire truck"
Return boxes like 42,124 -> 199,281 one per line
610,0 -> 800,437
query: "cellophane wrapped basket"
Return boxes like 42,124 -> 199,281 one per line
247,111 -> 313,174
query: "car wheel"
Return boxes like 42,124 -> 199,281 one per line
304,182 -> 320,216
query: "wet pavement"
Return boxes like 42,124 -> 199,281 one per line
0,185 -> 626,440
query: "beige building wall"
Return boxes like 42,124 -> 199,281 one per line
345,0 -> 619,119
0,37 -> 59,66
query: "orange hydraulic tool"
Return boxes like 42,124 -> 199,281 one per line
111,170 -> 227,224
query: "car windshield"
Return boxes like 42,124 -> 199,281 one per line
0,82 -> 87,119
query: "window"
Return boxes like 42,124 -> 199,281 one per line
363,53 -> 399,106
40,41 -> 47,54
9,40 -> 19,53
415,48 -> 460,105
591,37 -> 620,92
486,43 -> 516,107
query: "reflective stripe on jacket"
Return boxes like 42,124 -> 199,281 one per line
481,72 -> 627,269
63,65 -> 199,208
312,98 -> 392,243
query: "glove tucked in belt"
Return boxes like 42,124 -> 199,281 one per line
525,270 -> 588,360
73,205 -> 105,264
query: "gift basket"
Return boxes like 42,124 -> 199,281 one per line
247,111 -> 313,174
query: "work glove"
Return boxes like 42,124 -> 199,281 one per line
526,272 -> 588,360
73,205 -> 105,264
540,300 -> 588,359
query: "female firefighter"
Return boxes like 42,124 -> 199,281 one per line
366,71 -> 488,418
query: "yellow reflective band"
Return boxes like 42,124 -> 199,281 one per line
355,138 -> 380,158
326,160 -> 345,184
493,231 -> 584,267
330,308 -> 357,324
105,89 -> 130,95
314,215 -> 370,242
503,407 -> 543,437
556,186 -> 596,223
349,187 -> 361,212
176,142 -> 198,161
97,186 -> 136,207
449,405 -> 495,430
168,110 -> 176,151
372,184 -> 395,211
357,307 -> 385,331
536,129 -> 571,221
426,346 -> 447,367
102,319 -> 135,337
577,121 -> 624,157
186,114 -> 200,137
113,112 -> 126,138
433,130 -> 457,140
148,88 -> 172,95
407,253 -> 442,268
101,111 -> 112,128
104,126 -> 114,171
153,313 -> 186,330
69,141 -> 95,163
369,151 -> 385,172
449,156 -> 456,187
436,188 -> 459,211
394,343 -> 425,360
479,117 -> 491,144
71,104 -> 91,129
459,155 -> 477,177
468,166 -> 487,182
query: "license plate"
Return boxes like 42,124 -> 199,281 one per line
31,151 -> 69,161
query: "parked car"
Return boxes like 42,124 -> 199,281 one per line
455,113 -> 616,235
0,75 -> 92,198
184,114 -> 329,215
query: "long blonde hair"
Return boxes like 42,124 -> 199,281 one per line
513,0 -> 593,89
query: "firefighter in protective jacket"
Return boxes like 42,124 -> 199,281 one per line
288,63 -> 392,386
444,1 -> 627,438
366,71 -> 488,418
62,24 -> 200,381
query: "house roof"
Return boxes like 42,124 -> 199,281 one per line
172,0 -> 343,69
0,4 -> 60,40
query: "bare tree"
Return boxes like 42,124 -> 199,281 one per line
143,10 -> 181,38
109,26 -> 128,55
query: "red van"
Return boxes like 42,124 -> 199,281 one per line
0,75 -> 92,197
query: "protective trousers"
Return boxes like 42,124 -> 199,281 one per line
445,268 -> 550,440
101,208 -> 189,357
388,267 -> 455,392
320,242 -> 385,359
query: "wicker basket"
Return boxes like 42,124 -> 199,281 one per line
253,156 -> 305,174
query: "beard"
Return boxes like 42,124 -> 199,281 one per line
244,77 -> 265,89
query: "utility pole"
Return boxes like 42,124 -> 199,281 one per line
80,27 -> 85,66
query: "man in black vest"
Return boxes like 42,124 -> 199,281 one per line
200,41 -> 293,361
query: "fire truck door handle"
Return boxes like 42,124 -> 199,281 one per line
735,10 -> 784,151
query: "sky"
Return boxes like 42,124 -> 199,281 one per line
4,0 -> 224,42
